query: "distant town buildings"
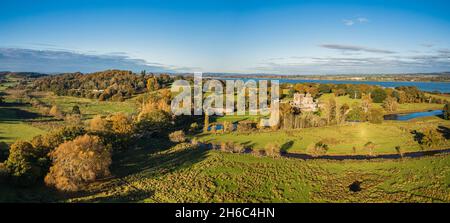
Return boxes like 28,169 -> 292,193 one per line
290,93 -> 318,112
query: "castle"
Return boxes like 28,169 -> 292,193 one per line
290,93 -> 318,112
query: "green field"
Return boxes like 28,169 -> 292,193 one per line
0,104 -> 46,143
2,143 -> 448,202
35,92 -> 138,117
1,143 -> 442,203
200,116 -> 450,155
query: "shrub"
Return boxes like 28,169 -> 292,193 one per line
189,122 -> 199,133
71,105 -> 81,115
237,121 -> 255,132
309,141 -> 329,157
371,88 -> 387,103
65,114 -> 82,126
420,128 -> 443,149
364,141 -> 376,156
169,130 -> 186,143
89,115 -> 110,132
382,96 -> 399,112
45,135 -> 111,192
367,108 -> 384,124
110,113 -> 133,135
265,143 -> 280,157
444,103 -> 450,120
220,141 -> 234,152
49,105 -> 63,118
223,121 -> 234,133
395,146 -> 403,158
136,110 -> 172,135
5,141 -> 42,185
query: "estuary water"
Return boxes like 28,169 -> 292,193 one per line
218,77 -> 450,93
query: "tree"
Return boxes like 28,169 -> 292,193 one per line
382,96 -> 399,112
371,88 -> 387,103
346,102 -> 364,122
5,141 -> 42,185
203,114 -> 209,132
49,105 -> 63,118
89,115 -> 110,132
45,135 -> 111,192
265,143 -> 281,157
71,105 -> 81,115
146,77 -> 160,92
169,130 -> 186,143
364,141 -> 376,156
444,103 -> 450,120
110,113 -> 133,135
0,95 -> 4,104
361,94 -> 372,113
367,108 -> 384,124
420,128 -> 443,149
322,97 -> 336,125
395,146 -> 403,158
136,110 -> 172,136
309,141 -> 329,157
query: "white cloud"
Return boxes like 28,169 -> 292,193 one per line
343,17 -> 369,26
342,19 -> 355,26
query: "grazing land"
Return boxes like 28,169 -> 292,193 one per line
2,144 -> 448,203
0,71 -> 449,203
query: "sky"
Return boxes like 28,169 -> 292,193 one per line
0,0 -> 450,74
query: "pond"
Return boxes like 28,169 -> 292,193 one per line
384,110 -> 443,121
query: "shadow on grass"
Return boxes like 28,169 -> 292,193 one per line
437,126 -> 450,139
0,106 -> 42,121
77,139 -> 210,202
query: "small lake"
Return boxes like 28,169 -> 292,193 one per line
217,78 -> 450,93
384,110 -> 443,121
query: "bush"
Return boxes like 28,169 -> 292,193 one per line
49,105 -> 63,118
420,128 -> 443,149
237,121 -> 255,132
45,135 -> 111,192
65,114 -> 82,126
5,141 -> 43,185
364,141 -> 376,156
71,105 -> 81,115
189,122 -> 199,133
382,96 -> 399,112
89,115 -> 110,132
309,141 -> 329,157
169,130 -> 186,143
265,143 -> 280,157
136,110 -> 172,135
110,113 -> 133,135
444,103 -> 450,120
367,108 -> 384,124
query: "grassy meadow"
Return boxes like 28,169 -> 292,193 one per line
0,77 -> 449,203
3,144 -> 444,203
200,116 -> 450,155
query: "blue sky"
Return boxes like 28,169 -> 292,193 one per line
0,0 -> 450,74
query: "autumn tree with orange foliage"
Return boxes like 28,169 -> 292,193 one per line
45,135 -> 111,192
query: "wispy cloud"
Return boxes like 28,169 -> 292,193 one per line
0,48 -> 189,73
342,19 -> 355,26
252,51 -> 450,74
421,43 -> 434,48
320,44 -> 396,54
342,17 -> 369,26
